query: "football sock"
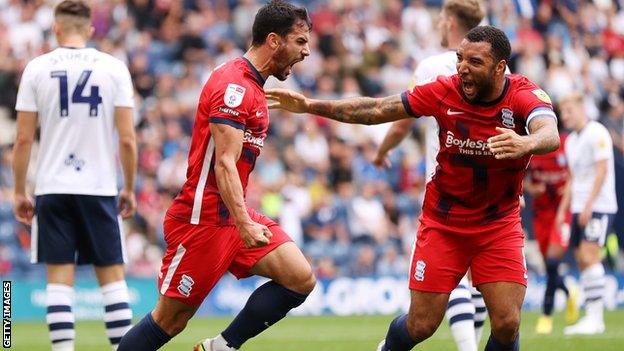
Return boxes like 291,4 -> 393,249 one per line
101,280 -> 133,349
46,284 -> 75,351
470,286 -> 487,345
582,263 -> 605,321
446,284 -> 477,351
382,314 -> 418,351
543,258 -> 562,316
484,334 -> 519,351
221,281 -> 308,349
117,313 -> 171,351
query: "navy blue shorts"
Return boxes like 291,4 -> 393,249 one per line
32,194 -> 125,266
570,212 -> 615,248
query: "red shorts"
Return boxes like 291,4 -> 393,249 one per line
409,216 -> 527,293
533,212 -> 570,256
157,209 -> 292,305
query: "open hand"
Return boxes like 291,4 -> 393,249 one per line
488,127 -> 531,160
266,89 -> 309,114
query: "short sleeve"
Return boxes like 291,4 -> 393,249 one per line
591,125 -> 613,161
401,77 -> 446,118
202,76 -> 252,130
113,61 -> 135,108
15,61 -> 39,112
514,84 -> 556,129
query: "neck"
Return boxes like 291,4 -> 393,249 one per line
481,75 -> 507,103
57,34 -> 87,48
244,47 -> 273,81
446,32 -> 464,50
575,119 -> 588,133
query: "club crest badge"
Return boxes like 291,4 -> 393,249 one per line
501,108 -> 515,128
224,83 -> 246,108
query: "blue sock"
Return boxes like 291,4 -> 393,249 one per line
484,334 -> 519,351
543,258 -> 560,316
221,281 -> 308,349
117,313 -> 171,351
382,314 -> 418,351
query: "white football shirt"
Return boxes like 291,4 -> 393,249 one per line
15,47 -> 134,196
565,121 -> 618,214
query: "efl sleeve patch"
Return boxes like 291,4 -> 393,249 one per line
224,83 -> 246,108
531,89 -> 552,104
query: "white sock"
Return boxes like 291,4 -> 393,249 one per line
101,280 -> 133,349
203,334 -> 237,351
582,263 -> 605,322
470,285 -> 487,345
46,284 -> 75,351
446,283 -> 477,351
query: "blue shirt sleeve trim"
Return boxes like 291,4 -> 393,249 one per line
401,92 -> 416,117
209,116 -> 245,130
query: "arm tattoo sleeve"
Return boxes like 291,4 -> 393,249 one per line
307,94 -> 410,125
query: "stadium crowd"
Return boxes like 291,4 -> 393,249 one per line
0,0 -> 622,280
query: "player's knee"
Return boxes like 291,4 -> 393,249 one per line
292,269 -> 316,295
156,315 -> 189,337
406,317 -> 438,341
490,313 -> 520,341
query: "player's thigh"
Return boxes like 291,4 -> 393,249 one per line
470,221 -> 527,288
533,216 -> 555,257
408,224 -> 473,293
33,194 -> 79,264
72,195 -> 124,266
158,217 -> 239,306
237,212 -> 313,293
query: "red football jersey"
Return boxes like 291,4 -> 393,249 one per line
167,57 -> 269,225
401,74 -> 555,228
527,133 -> 568,214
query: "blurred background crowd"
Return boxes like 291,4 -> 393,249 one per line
0,0 -> 622,280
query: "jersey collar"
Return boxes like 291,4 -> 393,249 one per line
242,57 -> 266,87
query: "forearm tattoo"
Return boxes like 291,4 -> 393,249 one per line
308,95 -> 406,125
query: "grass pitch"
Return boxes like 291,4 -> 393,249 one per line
11,311 -> 624,350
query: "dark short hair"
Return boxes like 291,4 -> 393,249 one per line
465,25 -> 511,63
54,0 -> 91,19
251,0 -> 312,47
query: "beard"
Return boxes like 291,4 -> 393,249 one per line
472,76 -> 496,102
272,46 -> 293,81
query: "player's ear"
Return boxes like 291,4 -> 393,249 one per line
267,33 -> 280,50
497,60 -> 507,74
87,26 -> 95,40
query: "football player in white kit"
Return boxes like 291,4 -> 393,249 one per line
557,92 -> 618,335
374,1 -> 494,350
12,1 -> 137,350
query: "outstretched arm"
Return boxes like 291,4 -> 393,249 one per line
266,89 -> 412,125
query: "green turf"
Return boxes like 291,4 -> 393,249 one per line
11,311 -> 624,350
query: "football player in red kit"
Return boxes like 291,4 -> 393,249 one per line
118,2 -> 316,351
525,133 -> 576,334
267,26 -> 560,351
